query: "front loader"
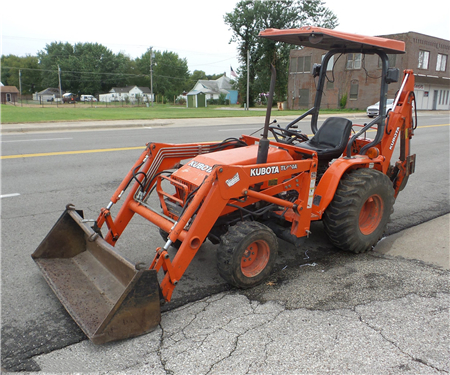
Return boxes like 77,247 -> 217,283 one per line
32,26 -> 417,344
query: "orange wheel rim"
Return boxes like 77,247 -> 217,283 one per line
359,194 -> 383,235
240,240 -> 270,277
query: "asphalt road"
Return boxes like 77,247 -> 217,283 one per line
1,112 -> 449,371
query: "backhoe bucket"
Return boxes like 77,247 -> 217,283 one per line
32,207 -> 161,344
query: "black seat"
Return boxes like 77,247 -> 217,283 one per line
300,117 -> 353,160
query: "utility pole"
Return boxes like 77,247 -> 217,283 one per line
150,47 -> 154,107
246,50 -> 250,111
58,65 -> 62,107
19,70 -> 22,106
19,70 -> 22,95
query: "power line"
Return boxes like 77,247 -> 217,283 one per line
2,66 -> 205,83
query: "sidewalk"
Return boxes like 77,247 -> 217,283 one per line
0,112 -> 388,134
20,215 -> 449,374
1,110 -> 448,134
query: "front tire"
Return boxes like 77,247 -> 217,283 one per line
217,221 -> 278,288
323,168 -> 394,253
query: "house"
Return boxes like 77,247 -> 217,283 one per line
187,75 -> 238,107
33,88 -> 63,102
99,86 -> 153,103
287,31 -> 450,111
1,86 -> 19,104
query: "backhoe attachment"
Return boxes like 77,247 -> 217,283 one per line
31,206 -> 161,344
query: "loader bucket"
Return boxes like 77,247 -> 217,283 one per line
32,207 -> 161,344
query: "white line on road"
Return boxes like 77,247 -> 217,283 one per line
0,193 -> 21,198
0,138 -> 73,143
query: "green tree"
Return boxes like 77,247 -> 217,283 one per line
38,42 -> 74,92
38,42 -> 134,95
189,70 -> 208,86
135,50 -> 189,102
224,0 -> 338,106
1,54 -> 43,94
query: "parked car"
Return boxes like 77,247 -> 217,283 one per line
62,93 -> 78,104
80,95 -> 97,102
366,99 -> 394,118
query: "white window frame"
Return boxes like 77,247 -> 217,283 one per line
418,50 -> 430,70
436,54 -> 447,72
346,53 -> 362,70
297,56 -> 311,73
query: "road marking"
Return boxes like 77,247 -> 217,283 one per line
0,193 -> 20,198
0,137 -> 73,143
1,123 -> 448,160
1,146 -> 145,159
416,123 -> 449,128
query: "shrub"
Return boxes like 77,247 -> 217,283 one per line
340,93 -> 348,109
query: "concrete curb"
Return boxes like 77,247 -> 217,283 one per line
2,110 -> 448,134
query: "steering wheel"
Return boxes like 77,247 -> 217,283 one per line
268,126 -> 309,144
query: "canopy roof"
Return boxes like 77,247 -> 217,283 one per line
259,26 -> 405,54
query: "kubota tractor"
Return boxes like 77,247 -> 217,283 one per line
33,26 -> 417,344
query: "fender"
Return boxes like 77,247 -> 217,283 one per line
311,155 -> 385,218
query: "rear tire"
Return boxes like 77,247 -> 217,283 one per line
323,168 -> 394,253
217,221 -> 278,288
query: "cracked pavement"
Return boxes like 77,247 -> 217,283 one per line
21,227 -> 449,374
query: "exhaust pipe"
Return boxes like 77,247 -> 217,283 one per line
32,206 -> 161,344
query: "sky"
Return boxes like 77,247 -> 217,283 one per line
1,0 -> 449,78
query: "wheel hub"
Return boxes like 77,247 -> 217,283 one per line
241,240 -> 270,277
359,194 -> 384,235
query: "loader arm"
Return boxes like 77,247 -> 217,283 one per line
96,141 -> 233,245
148,157 -> 317,302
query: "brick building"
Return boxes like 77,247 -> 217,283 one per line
287,31 -> 449,111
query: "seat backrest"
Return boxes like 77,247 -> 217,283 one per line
310,117 -> 353,148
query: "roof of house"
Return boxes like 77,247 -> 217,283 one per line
1,86 -> 20,94
186,90 -> 207,96
109,86 -> 151,94
37,88 -> 62,95
188,75 -> 234,96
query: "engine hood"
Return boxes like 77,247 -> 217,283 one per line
172,144 -> 293,186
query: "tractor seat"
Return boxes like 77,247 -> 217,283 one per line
300,117 -> 353,160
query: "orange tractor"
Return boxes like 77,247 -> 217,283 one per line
33,27 -> 417,344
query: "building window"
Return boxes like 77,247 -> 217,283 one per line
350,81 -> 359,99
321,54 -> 334,71
346,53 -> 362,70
297,56 -> 311,73
439,90 -> 449,105
418,50 -> 430,69
298,88 -> 310,107
378,54 -> 397,68
290,56 -> 311,73
326,80 -> 334,90
290,57 -> 297,73
436,54 -> 448,72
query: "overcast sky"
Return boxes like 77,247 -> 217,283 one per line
1,0 -> 449,76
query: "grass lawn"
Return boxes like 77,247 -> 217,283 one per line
1,103 -> 361,124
